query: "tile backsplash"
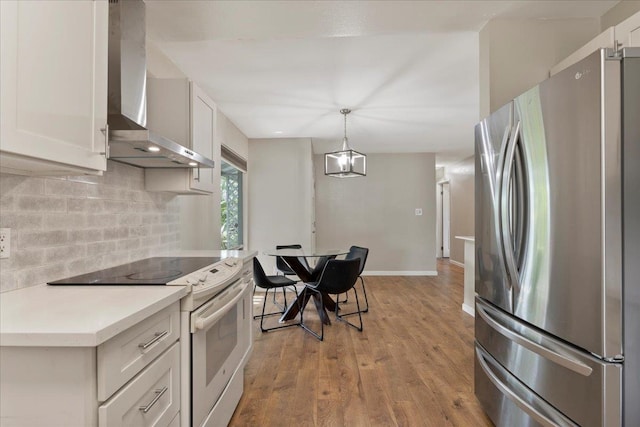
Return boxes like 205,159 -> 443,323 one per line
0,161 -> 180,293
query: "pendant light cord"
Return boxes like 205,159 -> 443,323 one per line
344,112 -> 347,139
341,108 -> 351,151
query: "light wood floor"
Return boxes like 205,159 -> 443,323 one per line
229,259 -> 494,427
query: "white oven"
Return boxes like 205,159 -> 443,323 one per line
191,278 -> 251,426
170,257 -> 253,427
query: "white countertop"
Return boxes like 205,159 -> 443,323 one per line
455,235 -> 475,242
0,250 -> 257,347
0,284 -> 189,347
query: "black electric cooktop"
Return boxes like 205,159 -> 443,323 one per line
48,257 -> 221,286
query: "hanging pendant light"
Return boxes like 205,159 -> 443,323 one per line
324,108 -> 366,177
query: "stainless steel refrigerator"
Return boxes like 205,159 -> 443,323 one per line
474,47 -> 639,427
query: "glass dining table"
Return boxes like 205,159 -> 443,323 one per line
264,248 -> 349,325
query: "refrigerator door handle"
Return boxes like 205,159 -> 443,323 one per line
499,121 -> 521,288
497,124 -> 513,286
476,303 -> 593,377
475,344 -> 580,427
512,141 -> 528,271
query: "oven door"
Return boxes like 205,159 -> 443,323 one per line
190,278 -> 249,427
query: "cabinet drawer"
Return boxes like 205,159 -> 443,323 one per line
97,302 -> 180,401
99,342 -> 180,427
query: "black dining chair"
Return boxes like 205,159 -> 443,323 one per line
343,245 -> 370,313
275,244 -> 310,279
300,258 -> 363,341
252,257 -> 301,332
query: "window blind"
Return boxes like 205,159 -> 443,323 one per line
221,145 -> 247,172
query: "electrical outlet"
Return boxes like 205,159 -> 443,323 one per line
0,228 -> 10,259
415,208 -> 423,216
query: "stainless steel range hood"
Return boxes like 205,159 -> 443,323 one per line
107,0 -> 214,169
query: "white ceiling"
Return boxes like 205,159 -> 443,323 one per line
146,0 -> 618,165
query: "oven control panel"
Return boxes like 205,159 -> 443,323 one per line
168,257 -> 244,310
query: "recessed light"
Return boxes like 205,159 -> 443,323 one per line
148,146 -> 160,152
274,130 -> 283,135
188,161 -> 198,166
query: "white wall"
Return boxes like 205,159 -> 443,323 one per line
217,112 -> 250,248
217,112 -> 248,160
176,112 -> 250,251
479,18 -> 601,118
248,138 -> 314,273
442,156 -> 475,265
314,153 -> 437,274
147,40 -> 185,79
147,41 -> 250,250
178,194 -> 220,250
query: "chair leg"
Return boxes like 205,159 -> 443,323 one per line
359,276 -> 369,313
267,285 -> 289,312
335,287 -> 363,332
256,286 -> 301,332
282,286 -> 288,309
338,277 -> 368,311
253,287 -> 282,320
259,287 -> 271,331
266,280 -> 297,312
300,287 -> 324,341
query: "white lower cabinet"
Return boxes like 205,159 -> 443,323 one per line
99,342 -> 180,427
0,303 -> 181,427
98,304 -> 180,401
0,346 -> 99,427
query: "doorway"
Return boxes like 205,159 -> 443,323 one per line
436,181 -> 450,258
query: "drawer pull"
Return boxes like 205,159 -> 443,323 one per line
138,331 -> 169,350
139,387 -> 168,413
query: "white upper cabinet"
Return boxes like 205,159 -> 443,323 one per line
550,28 -> 615,76
0,0 -> 108,176
615,10 -> 640,48
551,11 -> 640,76
190,84 -> 216,193
145,79 -> 217,194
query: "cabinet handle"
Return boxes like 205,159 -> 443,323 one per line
138,330 -> 168,350
99,124 -> 110,158
138,387 -> 168,413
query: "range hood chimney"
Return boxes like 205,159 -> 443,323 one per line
107,0 -> 214,169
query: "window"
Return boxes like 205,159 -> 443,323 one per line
220,161 -> 243,249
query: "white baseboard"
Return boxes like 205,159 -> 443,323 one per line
449,260 -> 464,268
462,303 -> 475,317
362,271 -> 437,276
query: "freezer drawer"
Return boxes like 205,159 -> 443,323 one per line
475,344 -> 578,427
475,298 -> 622,427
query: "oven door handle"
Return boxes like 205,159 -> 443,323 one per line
193,281 -> 247,332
